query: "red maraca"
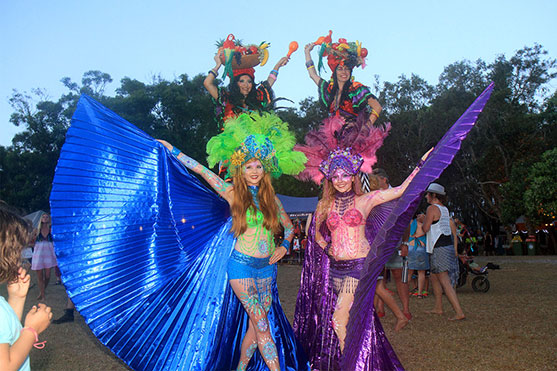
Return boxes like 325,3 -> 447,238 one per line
287,41 -> 298,58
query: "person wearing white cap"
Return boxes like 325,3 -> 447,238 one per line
418,183 -> 465,320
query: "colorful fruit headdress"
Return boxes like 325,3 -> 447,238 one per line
314,30 -> 368,74
217,34 -> 270,80
294,115 -> 390,184
206,112 -> 307,178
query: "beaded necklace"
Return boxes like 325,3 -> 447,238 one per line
334,190 -> 355,216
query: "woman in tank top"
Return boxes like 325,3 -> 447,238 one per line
419,183 -> 465,320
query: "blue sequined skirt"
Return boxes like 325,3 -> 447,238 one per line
227,249 -> 276,280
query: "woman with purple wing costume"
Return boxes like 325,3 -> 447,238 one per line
294,84 -> 494,370
292,115 -> 430,370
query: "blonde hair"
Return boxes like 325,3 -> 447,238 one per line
230,171 -> 280,237
38,213 -> 51,234
0,208 -> 32,283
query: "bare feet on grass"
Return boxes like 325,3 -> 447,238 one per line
394,316 -> 409,332
425,309 -> 443,315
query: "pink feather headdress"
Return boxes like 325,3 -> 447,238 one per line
294,115 -> 391,184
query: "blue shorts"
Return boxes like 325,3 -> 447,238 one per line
227,249 -> 276,281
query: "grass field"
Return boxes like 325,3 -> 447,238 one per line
4,255 -> 555,370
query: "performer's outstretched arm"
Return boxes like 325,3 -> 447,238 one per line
304,43 -> 321,85
266,57 -> 290,88
157,140 -> 232,199
362,148 -> 434,213
203,54 -> 222,100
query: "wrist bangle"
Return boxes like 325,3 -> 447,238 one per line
371,108 -> 380,119
305,60 -> 315,68
21,327 -> 46,349
208,70 -> 217,78
268,73 -> 277,80
270,69 -> 279,75
171,147 -> 181,157
307,65 -> 315,70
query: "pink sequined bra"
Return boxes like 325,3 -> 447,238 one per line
326,208 -> 365,230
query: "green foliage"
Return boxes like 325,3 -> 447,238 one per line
1,44 -> 555,229
500,162 -> 530,225
524,148 -> 557,226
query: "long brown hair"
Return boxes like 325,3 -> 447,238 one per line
230,171 -> 280,237
0,208 -> 32,283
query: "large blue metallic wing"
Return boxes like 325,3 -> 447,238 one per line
50,95 -> 308,371
50,95 -> 234,370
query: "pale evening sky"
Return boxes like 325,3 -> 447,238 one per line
1,0 -> 556,146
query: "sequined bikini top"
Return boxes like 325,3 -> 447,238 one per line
326,208 -> 365,230
246,207 -> 264,228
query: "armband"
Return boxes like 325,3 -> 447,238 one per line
171,147 -> 181,157
281,239 -> 291,250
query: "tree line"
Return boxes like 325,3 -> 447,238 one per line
1,44 -> 555,245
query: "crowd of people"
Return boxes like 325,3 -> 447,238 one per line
1,31 -> 493,370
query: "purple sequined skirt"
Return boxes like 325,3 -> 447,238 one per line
329,258 -> 366,294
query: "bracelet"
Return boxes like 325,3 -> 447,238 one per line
281,239 -> 291,249
371,109 -> 380,119
305,60 -> 314,68
268,73 -> 277,80
171,147 -> 181,157
270,69 -> 279,76
307,65 -> 315,70
208,70 -> 217,78
21,327 -> 46,349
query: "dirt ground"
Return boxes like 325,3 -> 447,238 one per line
3,256 -> 556,370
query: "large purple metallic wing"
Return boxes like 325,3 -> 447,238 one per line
343,83 -> 494,370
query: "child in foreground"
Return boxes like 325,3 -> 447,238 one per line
0,208 -> 52,370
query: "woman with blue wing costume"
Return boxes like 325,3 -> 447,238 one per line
50,95 -> 310,371
294,84 -> 494,370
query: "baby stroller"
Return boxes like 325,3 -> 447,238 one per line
456,258 -> 490,293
